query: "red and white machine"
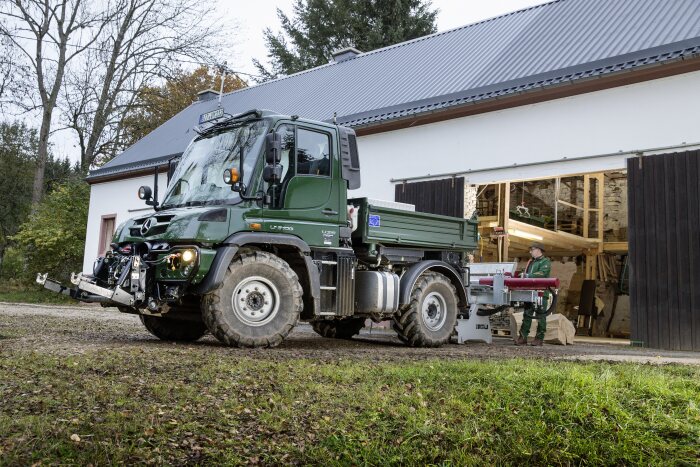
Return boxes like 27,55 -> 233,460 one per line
455,262 -> 559,344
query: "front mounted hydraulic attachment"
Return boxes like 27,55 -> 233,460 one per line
36,272 -> 135,306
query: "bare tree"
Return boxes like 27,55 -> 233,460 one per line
63,0 -> 227,170
0,34 -> 30,110
0,0 -> 109,205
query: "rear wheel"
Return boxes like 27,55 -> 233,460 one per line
140,314 -> 207,342
392,272 -> 458,347
311,317 -> 366,339
202,251 -> 302,348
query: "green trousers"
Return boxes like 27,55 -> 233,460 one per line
520,305 -> 547,340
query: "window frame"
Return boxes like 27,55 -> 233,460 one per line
98,214 -> 117,256
293,126 -> 333,178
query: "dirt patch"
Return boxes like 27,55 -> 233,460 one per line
1,302 -> 698,364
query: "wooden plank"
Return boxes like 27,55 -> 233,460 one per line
498,182 -> 510,261
628,158 -> 639,344
654,156 -> 669,350
665,154 -> 681,350
689,151 -> 700,351
603,242 -> 629,253
635,155 -> 649,347
507,220 -> 599,250
637,156 -> 649,348
644,155 -> 659,349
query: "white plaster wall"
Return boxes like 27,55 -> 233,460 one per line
83,173 -> 167,273
352,70 -> 700,200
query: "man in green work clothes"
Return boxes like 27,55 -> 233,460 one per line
515,242 -> 552,347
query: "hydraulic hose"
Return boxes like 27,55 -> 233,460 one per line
476,305 -> 509,316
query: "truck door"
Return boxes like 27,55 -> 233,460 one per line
263,123 -> 343,247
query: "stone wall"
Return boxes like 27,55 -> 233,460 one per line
464,184 -> 477,219
604,172 -> 628,241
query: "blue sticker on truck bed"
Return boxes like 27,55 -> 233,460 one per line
368,214 -> 381,227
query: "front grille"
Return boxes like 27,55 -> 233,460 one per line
129,215 -> 175,237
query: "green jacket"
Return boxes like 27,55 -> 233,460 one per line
525,256 -> 551,278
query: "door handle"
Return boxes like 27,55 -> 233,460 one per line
322,208 -> 338,216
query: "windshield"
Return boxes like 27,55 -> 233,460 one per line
161,120 -> 268,208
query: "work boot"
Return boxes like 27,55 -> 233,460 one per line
515,336 -> 528,346
530,338 -> 544,347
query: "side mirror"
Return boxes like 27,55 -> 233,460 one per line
138,186 -> 152,201
167,158 -> 179,184
262,165 -> 282,184
265,132 -> 282,164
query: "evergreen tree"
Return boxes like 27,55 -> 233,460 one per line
0,122 -> 80,277
254,0 -> 438,81
0,123 -> 36,271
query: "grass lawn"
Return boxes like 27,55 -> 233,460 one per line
0,349 -> 698,465
0,282 -> 74,305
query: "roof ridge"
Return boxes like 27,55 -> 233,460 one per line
219,0 -> 560,99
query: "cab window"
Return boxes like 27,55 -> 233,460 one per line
296,128 -> 331,176
267,125 -> 332,208
277,124 -> 295,185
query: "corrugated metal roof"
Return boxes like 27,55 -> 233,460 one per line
90,0 -> 700,180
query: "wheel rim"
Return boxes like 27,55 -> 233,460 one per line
231,276 -> 280,327
421,291 -> 447,331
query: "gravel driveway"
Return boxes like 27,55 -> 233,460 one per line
1,302 -> 698,364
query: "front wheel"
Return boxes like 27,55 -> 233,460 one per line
392,272 -> 458,347
202,251 -> 303,348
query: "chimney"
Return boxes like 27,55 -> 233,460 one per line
331,47 -> 362,63
197,89 -> 220,102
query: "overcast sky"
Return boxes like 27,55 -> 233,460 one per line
54,0 -> 548,163
222,0 -> 548,78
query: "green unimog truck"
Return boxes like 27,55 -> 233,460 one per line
38,109 -> 478,348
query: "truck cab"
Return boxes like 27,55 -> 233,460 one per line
38,109 -> 479,348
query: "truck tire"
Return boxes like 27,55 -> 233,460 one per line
140,314 -> 207,342
202,251 -> 303,348
311,317 -> 366,339
392,272 -> 458,347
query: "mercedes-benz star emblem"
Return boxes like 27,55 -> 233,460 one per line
140,217 -> 155,236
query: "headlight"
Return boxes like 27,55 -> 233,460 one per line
181,249 -> 196,263
223,168 -> 239,185
138,185 -> 152,200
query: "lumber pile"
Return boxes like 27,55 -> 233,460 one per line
509,312 -> 576,345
